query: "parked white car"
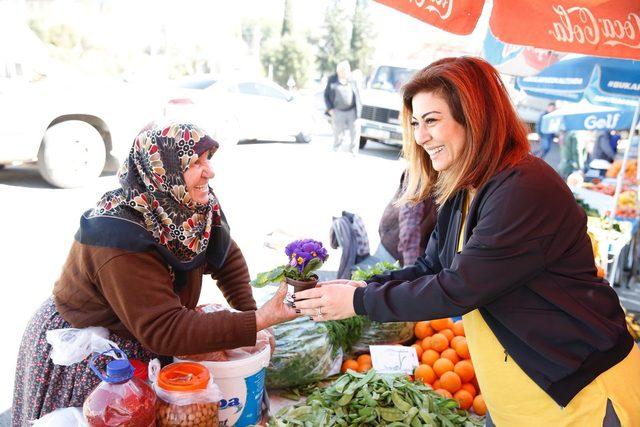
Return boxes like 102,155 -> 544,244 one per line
163,75 -> 314,146
0,22 -> 162,188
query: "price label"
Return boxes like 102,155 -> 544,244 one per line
370,345 -> 419,374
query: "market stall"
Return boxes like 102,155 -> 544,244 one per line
258,262 -> 487,425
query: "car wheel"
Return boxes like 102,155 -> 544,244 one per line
295,132 -> 312,143
37,121 -> 106,188
359,137 -> 368,149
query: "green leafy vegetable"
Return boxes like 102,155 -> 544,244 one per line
269,370 -> 485,426
351,261 -> 401,281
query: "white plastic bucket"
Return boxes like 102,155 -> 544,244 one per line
176,345 -> 270,427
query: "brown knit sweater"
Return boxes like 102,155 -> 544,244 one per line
53,239 -> 257,356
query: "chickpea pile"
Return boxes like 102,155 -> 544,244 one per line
156,401 -> 219,427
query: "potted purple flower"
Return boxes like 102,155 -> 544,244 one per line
250,239 -> 329,293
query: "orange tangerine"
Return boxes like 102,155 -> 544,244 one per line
450,335 -> 465,349
453,389 -> 474,410
441,348 -> 460,365
430,333 -> 449,352
421,349 -> 440,366
430,318 -> 451,331
433,358 -> 455,377
420,336 -> 432,351
414,321 -> 434,339
454,360 -> 475,383
440,371 -> 462,393
414,364 -> 436,385
341,359 -> 359,373
357,363 -> 372,373
453,320 -> 465,336
440,328 -> 455,342
356,354 -> 372,366
473,394 -> 487,416
453,338 -> 470,359
461,382 -> 477,398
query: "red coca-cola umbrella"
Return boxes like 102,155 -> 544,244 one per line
373,0 -> 640,60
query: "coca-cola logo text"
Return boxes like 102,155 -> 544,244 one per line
550,5 -> 640,50
411,0 -> 453,20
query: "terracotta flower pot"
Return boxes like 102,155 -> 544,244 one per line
284,275 -> 318,305
285,275 -> 319,293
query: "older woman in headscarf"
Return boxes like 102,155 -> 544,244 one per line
12,122 -> 296,425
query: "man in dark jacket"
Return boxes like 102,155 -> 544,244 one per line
324,60 -> 361,155
593,130 -> 617,163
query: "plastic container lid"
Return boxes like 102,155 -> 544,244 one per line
158,362 -> 210,392
104,358 -> 134,383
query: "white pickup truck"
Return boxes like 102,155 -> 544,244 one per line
358,64 -> 418,149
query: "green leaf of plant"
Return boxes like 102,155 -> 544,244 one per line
249,266 -> 285,287
302,257 -> 322,277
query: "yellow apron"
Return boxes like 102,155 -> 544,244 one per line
457,192 -> 640,426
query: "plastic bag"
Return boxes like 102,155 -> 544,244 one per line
265,316 -> 343,389
179,304 -> 271,362
31,407 -> 87,426
225,329 -> 271,359
351,321 -> 416,354
46,327 -> 120,366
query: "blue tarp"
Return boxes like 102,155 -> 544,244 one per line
515,56 -> 640,109
541,103 -> 635,133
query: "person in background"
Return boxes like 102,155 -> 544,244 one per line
557,130 -> 582,179
324,60 -> 362,155
12,121 -> 296,425
535,102 -> 556,159
593,129 -> 617,163
294,57 -> 640,426
609,130 -> 621,156
378,171 -> 437,266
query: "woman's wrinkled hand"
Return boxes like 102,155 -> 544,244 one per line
255,282 -> 299,331
293,283 -> 359,321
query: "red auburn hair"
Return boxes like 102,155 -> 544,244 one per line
399,56 -> 530,205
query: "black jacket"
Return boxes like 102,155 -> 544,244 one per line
323,73 -> 361,116
354,155 -> 632,406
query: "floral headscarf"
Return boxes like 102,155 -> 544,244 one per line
86,122 -> 222,263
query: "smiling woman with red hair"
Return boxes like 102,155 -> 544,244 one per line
295,57 -> 640,425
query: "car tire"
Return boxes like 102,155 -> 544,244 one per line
37,121 -> 106,188
359,137 -> 368,149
